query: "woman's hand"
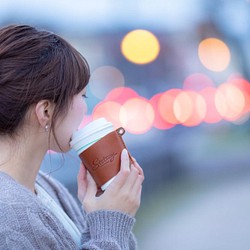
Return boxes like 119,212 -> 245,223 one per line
77,162 -> 103,201
77,162 -> 88,203
77,149 -> 144,217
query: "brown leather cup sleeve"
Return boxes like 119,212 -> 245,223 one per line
79,129 -> 133,188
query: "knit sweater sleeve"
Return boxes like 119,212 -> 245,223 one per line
38,172 -> 138,250
81,210 -> 137,250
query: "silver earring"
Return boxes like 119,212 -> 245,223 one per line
45,125 -> 49,132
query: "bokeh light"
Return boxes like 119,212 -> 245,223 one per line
89,66 -> 125,99
78,115 -> 93,129
199,87 -> 223,123
158,89 -> 182,125
105,87 -> 138,104
215,83 -> 246,121
173,91 -> 206,126
183,73 -> 214,91
198,38 -> 231,72
149,93 -> 175,130
229,76 -> 250,114
121,97 -> 155,134
92,101 -> 125,129
121,29 -> 160,64
173,91 -> 193,124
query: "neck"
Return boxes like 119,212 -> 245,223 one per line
0,133 -> 47,193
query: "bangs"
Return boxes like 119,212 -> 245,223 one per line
54,38 -> 90,104
72,49 -> 90,94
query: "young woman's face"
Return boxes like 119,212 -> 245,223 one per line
50,88 -> 87,152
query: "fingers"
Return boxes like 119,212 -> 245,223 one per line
110,149 -> 130,189
110,150 -> 144,191
77,163 -> 86,185
77,163 -> 87,201
131,172 -> 144,198
84,172 -> 98,199
123,166 -> 139,190
81,151 -> 143,216
132,157 -> 144,180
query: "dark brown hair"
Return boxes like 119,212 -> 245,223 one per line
0,24 -> 90,139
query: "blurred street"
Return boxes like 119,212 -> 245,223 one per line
136,170 -> 250,250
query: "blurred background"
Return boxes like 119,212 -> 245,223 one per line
1,0 -> 250,249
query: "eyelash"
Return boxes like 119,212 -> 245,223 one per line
82,94 -> 88,99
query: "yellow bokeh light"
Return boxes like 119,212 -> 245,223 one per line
198,38 -> 231,72
121,29 -> 160,64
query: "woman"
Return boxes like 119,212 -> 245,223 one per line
0,24 -> 144,249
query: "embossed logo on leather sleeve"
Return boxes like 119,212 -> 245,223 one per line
92,152 -> 118,170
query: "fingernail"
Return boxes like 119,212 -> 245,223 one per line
121,149 -> 128,157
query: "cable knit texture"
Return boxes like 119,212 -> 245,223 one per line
0,171 -> 137,249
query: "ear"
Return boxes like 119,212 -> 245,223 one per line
35,100 -> 55,128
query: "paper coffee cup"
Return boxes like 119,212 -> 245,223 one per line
70,118 -> 114,154
70,118 -> 131,191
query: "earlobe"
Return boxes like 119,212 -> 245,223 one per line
35,100 -> 54,128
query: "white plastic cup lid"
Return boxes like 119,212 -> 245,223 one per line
70,117 -> 114,154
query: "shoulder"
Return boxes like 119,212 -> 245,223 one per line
0,171 -> 37,206
0,171 -> 47,224
0,172 -> 78,249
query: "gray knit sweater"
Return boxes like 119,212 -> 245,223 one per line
0,171 -> 137,249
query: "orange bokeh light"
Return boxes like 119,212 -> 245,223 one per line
229,76 -> 250,114
105,87 -> 138,104
173,91 -> 206,126
198,38 -> 231,72
121,97 -> 155,134
215,83 -> 246,121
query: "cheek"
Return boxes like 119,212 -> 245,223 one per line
75,100 -> 87,123
73,100 -> 87,128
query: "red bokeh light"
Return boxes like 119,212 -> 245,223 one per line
158,89 -> 182,125
92,101 -> 125,129
183,73 -> 214,91
199,87 -> 223,124
215,83 -> 246,121
105,87 -> 138,104
149,93 -> 175,130
174,91 -> 207,127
